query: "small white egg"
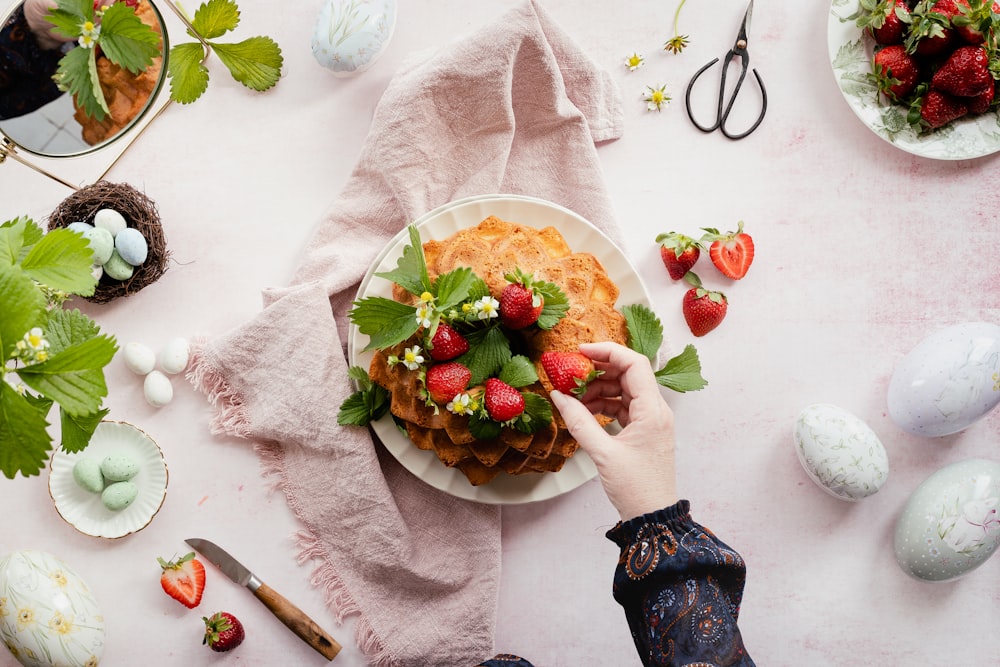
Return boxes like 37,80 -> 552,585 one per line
103,249 -> 135,281
894,458 -> 1000,581
793,403 -> 889,501
91,263 -> 104,281
312,0 -> 397,76
144,370 -> 173,407
115,227 -> 148,266
158,337 -> 190,375
123,341 -> 156,375
93,208 -> 127,237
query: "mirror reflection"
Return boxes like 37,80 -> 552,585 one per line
0,0 -> 167,158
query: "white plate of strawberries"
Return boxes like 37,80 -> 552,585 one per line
829,0 -> 1000,159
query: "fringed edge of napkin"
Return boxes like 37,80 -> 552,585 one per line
187,338 -> 400,667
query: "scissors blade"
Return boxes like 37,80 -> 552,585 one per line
736,0 -> 754,49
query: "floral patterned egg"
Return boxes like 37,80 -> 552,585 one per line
887,322 -> 1000,437
311,0 -> 397,77
793,404 -> 889,501
0,550 -> 104,667
894,458 -> 1000,582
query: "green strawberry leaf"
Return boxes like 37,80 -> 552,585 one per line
654,344 -> 707,393
622,303 -> 664,365
534,281 -> 568,330
20,228 -> 96,296
0,216 -> 44,266
191,0 -> 241,39
468,413 -> 501,440
55,45 -> 108,120
433,268 -> 477,312
337,368 -> 390,426
513,391 -> 552,434
46,0 -> 91,39
376,226 -> 431,297
349,296 -> 420,351
0,265 -> 47,361
168,42 -> 210,104
17,333 -> 117,416
0,382 -> 53,479
210,36 -> 283,92
498,355 -> 538,388
459,325 -> 511,386
60,406 -> 109,453
96,2 -> 161,74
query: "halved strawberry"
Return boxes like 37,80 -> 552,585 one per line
499,270 -> 544,329
425,361 -> 472,405
655,232 -> 702,280
700,221 -> 755,280
681,273 -> 728,337
483,378 -> 525,422
428,322 -> 469,361
158,552 -> 206,609
540,351 -> 602,397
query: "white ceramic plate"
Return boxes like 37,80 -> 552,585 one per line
828,0 -> 1000,159
348,194 -> 654,504
48,421 -> 168,538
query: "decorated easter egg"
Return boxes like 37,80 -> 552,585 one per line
72,458 -> 104,493
894,458 -> 1000,582
793,403 -> 889,501
81,226 -> 114,266
101,454 -> 138,482
158,337 -> 190,375
93,208 -> 126,237
114,227 -> 148,266
103,250 -> 134,281
887,322 -> 1000,437
123,342 -> 156,375
312,0 -> 397,77
101,481 -> 138,511
143,370 -> 173,407
0,550 -> 105,666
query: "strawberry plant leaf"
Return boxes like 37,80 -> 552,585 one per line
459,326 -> 511,385
535,281 -> 569,330
46,0 -> 91,39
43,307 -> 106,356
376,226 -> 431,297
349,296 -> 420,351
0,382 -> 52,479
654,344 -> 707,393
97,2 -> 161,74
20,228 -> 96,296
55,44 -> 108,120
498,355 -> 538,388
433,268 -> 476,311
468,414 -> 501,440
17,334 -> 117,416
0,265 -> 47,361
0,217 -> 43,266
60,406 -> 109,453
622,303 -> 664,365
168,42 -> 210,104
210,36 -> 283,92
191,0 -> 241,39
514,391 -> 552,434
337,367 -> 390,426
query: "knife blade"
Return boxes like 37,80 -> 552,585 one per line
186,538 -> 341,660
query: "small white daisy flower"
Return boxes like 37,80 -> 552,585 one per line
446,393 -> 474,416
402,345 -> 424,370
474,296 -> 500,320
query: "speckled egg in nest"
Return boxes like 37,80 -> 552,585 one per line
47,181 -> 169,304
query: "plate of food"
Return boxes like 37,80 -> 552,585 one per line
346,194 -> 656,504
828,0 -> 1000,160
48,421 -> 168,538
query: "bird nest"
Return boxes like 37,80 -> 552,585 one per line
47,181 -> 169,304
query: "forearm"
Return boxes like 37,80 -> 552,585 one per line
607,500 -> 755,667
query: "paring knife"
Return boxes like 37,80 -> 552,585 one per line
186,538 -> 341,661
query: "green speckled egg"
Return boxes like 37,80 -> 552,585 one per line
103,250 -> 135,281
101,454 -> 138,482
72,458 -> 104,493
102,481 -> 138,511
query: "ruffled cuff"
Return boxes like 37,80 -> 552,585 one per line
605,499 -> 692,547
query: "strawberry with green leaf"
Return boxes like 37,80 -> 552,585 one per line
203,611 -> 244,652
871,45 -> 921,100
500,269 -> 544,329
425,362 -> 472,406
540,351 -> 602,396
655,232 -> 702,280
681,273 -> 728,337
483,378 -> 525,422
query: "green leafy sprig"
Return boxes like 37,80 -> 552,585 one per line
622,303 -> 708,393
167,0 -> 283,104
0,217 -> 118,479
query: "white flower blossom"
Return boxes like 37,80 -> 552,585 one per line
401,345 -> 424,371
473,296 -> 500,321
446,393 -> 474,416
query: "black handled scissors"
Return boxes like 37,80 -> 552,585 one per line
684,0 -> 767,140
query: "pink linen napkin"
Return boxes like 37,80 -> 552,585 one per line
188,1 -> 624,665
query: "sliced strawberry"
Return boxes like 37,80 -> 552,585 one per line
700,221 -> 755,280
158,552 -> 206,609
428,322 -> 469,361
203,611 -> 245,652
540,351 -> 602,396
655,232 -> 702,280
425,361 -> 472,405
483,378 -> 525,422
682,272 -> 728,337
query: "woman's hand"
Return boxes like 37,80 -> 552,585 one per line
549,341 -> 678,522
24,0 -> 72,50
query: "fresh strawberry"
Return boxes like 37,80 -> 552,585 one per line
920,89 -> 969,127
967,80 -> 995,112
859,0 -> 911,44
871,45 -> 921,100
905,1 -> 956,55
158,552 -> 206,609
499,270 -> 543,329
425,361 -> 472,405
203,611 -> 245,652
540,351 -> 602,397
681,273 -> 728,337
428,322 -> 469,361
700,221 -> 755,280
951,0 -> 1000,44
931,45 -> 993,97
655,232 -> 702,280
483,378 -> 525,422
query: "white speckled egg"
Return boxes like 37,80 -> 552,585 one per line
123,341 -> 156,375
793,403 -> 889,501
114,227 -> 148,266
143,370 -> 173,407
894,458 -> 1000,582
312,0 -> 396,77
103,250 -> 134,281
888,322 -> 1000,437
93,208 -> 126,237
158,337 -> 190,375
0,550 -> 105,666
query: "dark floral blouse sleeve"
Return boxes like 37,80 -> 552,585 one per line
0,4 -> 64,120
607,499 -> 755,667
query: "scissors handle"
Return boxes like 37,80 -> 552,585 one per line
684,51 -> 767,140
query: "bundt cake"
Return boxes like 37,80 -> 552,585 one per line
357,216 -> 628,486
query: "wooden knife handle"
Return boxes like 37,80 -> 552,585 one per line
254,582 -> 341,660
